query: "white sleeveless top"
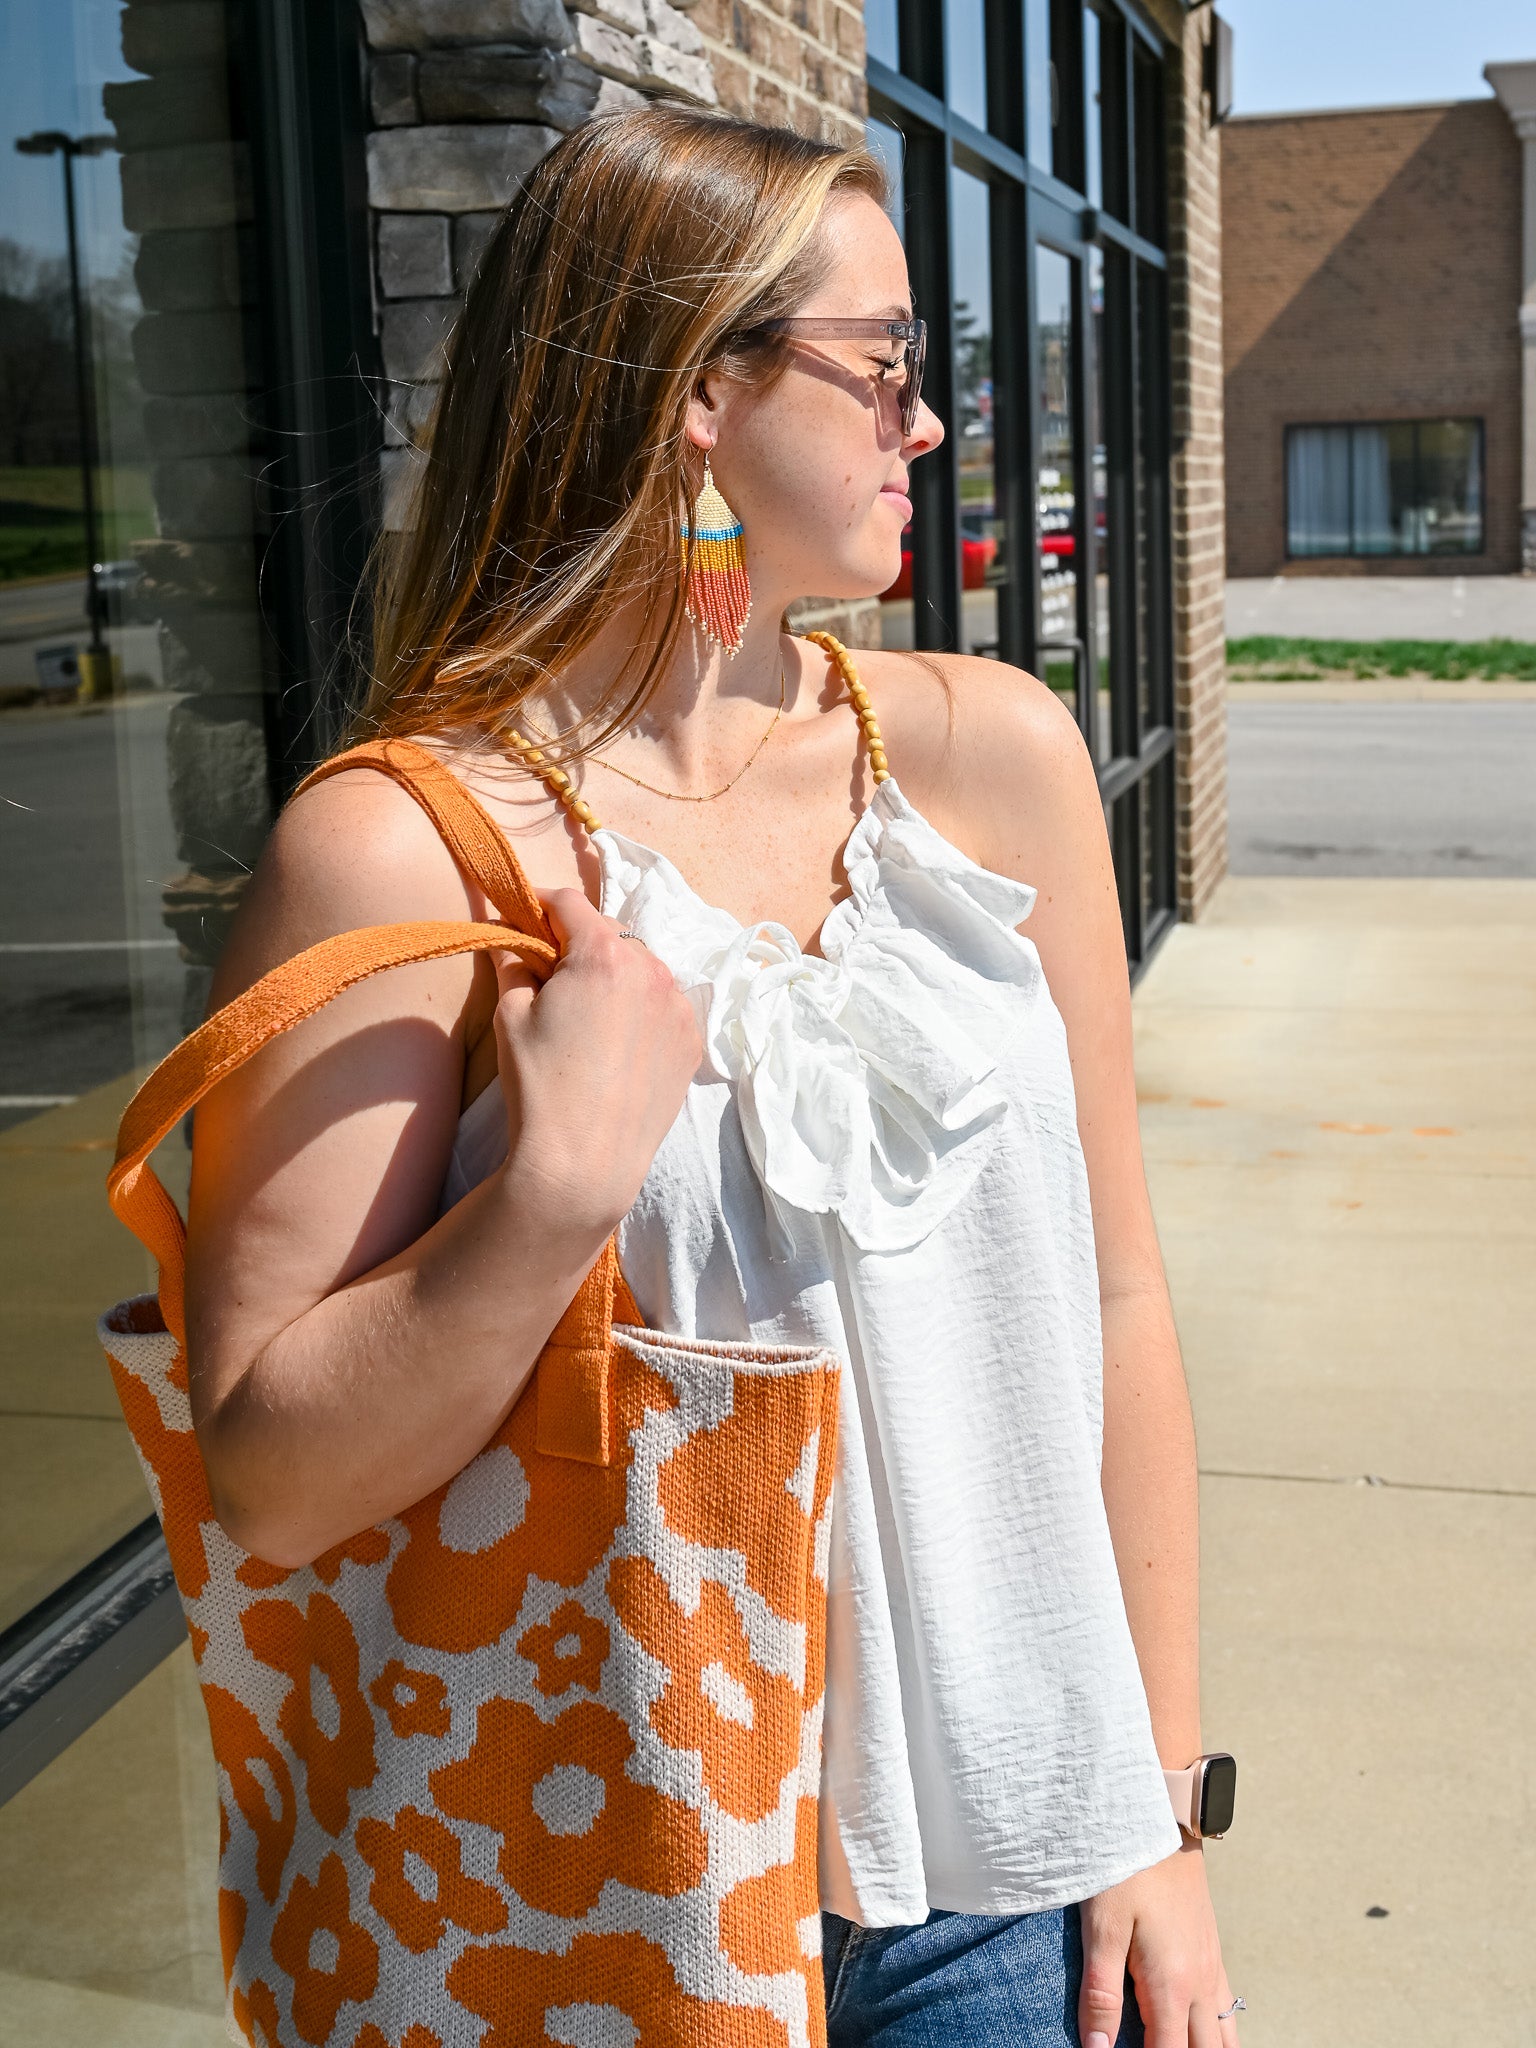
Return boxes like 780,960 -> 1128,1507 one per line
442,776 -> 1180,1926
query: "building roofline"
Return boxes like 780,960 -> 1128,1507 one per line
1227,96 -> 1489,125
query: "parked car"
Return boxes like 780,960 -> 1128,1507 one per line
883,516 -> 998,601
93,558 -> 147,621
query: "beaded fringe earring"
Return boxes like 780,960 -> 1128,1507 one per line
681,458 -> 751,654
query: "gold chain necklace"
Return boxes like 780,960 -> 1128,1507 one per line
518,661 -> 786,807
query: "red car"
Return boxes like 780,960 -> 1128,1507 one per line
883,520 -> 997,600
884,521 -> 1076,599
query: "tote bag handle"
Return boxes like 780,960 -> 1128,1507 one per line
108,912 -> 631,1466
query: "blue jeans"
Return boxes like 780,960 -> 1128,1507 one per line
822,1905 -> 1145,2047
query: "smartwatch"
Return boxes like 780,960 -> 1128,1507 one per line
1164,1753 -> 1237,1839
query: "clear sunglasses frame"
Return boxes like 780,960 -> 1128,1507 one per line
755,317 -> 929,436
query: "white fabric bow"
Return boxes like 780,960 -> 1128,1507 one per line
599,783 -> 1042,1254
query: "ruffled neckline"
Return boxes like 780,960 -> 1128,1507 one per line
595,781 -> 1042,1255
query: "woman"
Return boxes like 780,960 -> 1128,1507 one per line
187,106 -> 1240,2046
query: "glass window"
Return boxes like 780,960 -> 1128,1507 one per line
1084,7 -> 1104,209
948,0 -> 989,132
1133,40 -> 1167,245
868,0 -> 1175,964
1030,0 -> 1084,191
866,0 -> 900,70
866,115 -> 906,239
1036,245 -> 1078,699
1090,246 -> 1111,762
0,1644 -> 226,2038
1286,420 -> 1484,558
1415,418 -> 1484,553
1026,0 -> 1056,172
1,0 -> 276,1639
952,168 -> 1002,658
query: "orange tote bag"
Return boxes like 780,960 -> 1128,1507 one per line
99,743 -> 840,2048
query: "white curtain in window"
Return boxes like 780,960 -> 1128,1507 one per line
1287,426 -> 1350,556
1350,426 -> 1394,554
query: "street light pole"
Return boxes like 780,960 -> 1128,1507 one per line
14,128 -> 113,678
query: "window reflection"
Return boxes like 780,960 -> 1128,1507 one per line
948,0 -> 988,132
952,168 -> 1002,657
1036,245 -> 1077,701
0,1645 -> 225,2038
1090,246 -> 1111,763
871,116 -> 916,653
865,114 -> 906,238
1026,0 -> 1055,171
1084,6 -> 1104,210
866,0 -> 900,70
1,0 -> 272,1633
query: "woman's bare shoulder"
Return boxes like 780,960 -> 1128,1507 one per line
844,647 -> 1097,872
210,761 -> 478,1003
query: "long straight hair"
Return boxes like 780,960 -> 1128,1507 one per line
353,105 -> 887,757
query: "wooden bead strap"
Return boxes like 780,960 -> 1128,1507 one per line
804,631 -> 891,785
501,633 -> 887,828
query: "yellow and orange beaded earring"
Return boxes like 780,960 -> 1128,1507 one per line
681,457 -> 751,654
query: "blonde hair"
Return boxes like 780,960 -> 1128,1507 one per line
353,104 -> 888,755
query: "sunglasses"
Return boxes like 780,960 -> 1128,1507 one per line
755,316 -> 929,436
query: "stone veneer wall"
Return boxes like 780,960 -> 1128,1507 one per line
1149,0 -> 1228,920
366,0 -> 877,646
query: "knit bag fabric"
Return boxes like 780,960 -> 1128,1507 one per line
99,744 -> 841,2048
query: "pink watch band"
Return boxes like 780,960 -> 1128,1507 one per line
1164,1763 -> 1201,1834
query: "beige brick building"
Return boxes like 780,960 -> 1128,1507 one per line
1223,82 -> 1535,578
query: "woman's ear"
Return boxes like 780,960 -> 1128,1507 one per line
684,371 -> 724,453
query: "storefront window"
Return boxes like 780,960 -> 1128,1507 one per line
0,0 -> 375,1943
866,0 -> 900,71
0,1645 -> 224,2040
953,167 -> 1003,657
948,0 -> 991,132
870,0 -> 1177,969
1037,244 -> 1078,695
1286,419 -> 1485,558
0,0 -> 279,1646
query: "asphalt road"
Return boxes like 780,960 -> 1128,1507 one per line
0,694 -> 182,1128
1227,700 -> 1536,877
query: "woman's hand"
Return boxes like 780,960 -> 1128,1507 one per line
184,773 -> 704,1568
495,888 -> 703,1241
1079,1844 -> 1240,2048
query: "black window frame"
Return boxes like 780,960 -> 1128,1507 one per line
869,0 -> 1178,975
1283,417 -> 1488,563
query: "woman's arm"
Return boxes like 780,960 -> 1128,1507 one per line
906,659 -> 1236,2048
184,769 -> 701,1568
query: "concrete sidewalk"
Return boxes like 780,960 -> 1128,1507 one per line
1227,574 -> 1536,643
1134,878 -> 1535,2046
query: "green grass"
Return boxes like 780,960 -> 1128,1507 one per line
0,465 -> 154,514
0,467 -> 156,584
1228,635 -> 1536,682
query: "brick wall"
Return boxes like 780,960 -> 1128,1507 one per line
687,0 -> 867,144
1149,0 -> 1228,922
1223,100 -> 1524,577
